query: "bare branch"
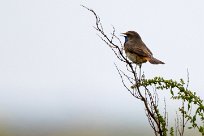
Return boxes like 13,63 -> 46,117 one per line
114,63 -> 134,96
82,5 -> 178,136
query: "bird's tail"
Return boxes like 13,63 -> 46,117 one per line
149,57 -> 165,64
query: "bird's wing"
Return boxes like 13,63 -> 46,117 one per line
125,40 -> 153,57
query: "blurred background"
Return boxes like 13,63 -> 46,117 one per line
0,0 -> 204,135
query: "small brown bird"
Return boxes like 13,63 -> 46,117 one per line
122,31 -> 164,67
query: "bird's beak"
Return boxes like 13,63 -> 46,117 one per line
121,32 -> 127,36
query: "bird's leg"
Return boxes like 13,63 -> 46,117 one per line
139,64 -> 142,82
135,64 -> 141,82
135,64 -> 137,74
131,64 -> 138,94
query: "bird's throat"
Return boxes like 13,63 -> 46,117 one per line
124,36 -> 128,43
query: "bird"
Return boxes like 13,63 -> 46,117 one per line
122,31 -> 164,67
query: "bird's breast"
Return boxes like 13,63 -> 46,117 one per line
126,52 -> 147,64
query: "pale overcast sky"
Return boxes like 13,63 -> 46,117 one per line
0,0 -> 204,135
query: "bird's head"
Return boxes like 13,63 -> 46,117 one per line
121,31 -> 141,42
